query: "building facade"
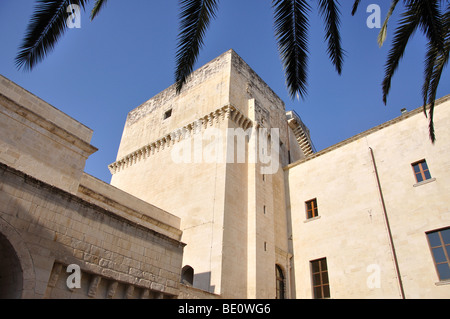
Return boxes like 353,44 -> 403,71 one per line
0,49 -> 449,299
286,94 -> 450,299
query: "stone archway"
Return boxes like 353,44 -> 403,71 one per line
181,265 -> 194,286
0,232 -> 23,298
0,217 -> 35,298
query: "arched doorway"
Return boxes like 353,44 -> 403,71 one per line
0,232 -> 23,298
181,265 -> 194,286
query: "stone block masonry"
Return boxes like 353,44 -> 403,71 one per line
0,162 -> 184,298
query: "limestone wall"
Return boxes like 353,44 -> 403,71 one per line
0,75 -> 97,194
0,163 -> 184,298
0,75 -> 185,299
109,49 -> 302,298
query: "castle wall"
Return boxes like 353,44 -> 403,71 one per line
0,75 -> 97,194
109,52 -> 234,295
227,53 -> 301,299
0,163 -> 184,299
109,50 -> 304,298
115,52 -> 232,160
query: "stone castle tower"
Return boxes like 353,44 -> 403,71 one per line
108,50 -> 313,298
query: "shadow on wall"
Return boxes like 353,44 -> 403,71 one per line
0,163 -> 75,298
194,272 -> 215,294
181,266 -> 215,294
0,232 -> 24,298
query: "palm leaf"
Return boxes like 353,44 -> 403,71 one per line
424,3 -> 450,143
318,0 -> 344,74
90,0 -> 108,20
420,0 -> 444,115
378,0 -> 400,47
175,0 -> 219,93
15,0 -> 89,71
351,0 -> 361,16
415,0 -> 444,50
422,41 -> 439,117
382,1 -> 421,105
273,0 -> 311,99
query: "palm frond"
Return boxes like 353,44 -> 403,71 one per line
382,1 -> 421,104
15,0 -> 89,71
175,0 -> 219,93
378,0 -> 400,47
422,41 -> 439,116
90,0 -> 107,20
273,0 -> 311,99
351,0 -> 361,16
423,3 -> 450,143
318,0 -> 344,74
415,0 -> 444,51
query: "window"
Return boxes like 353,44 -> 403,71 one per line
412,160 -> 432,183
426,228 -> 450,281
163,109 -> 172,120
276,265 -> 286,299
311,258 -> 330,299
306,199 -> 318,219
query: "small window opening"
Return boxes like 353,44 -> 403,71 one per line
305,199 -> 319,219
164,109 -> 173,120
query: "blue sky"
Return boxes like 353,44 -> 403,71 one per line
0,1 -> 449,183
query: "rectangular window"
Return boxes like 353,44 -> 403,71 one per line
306,199 -> 318,219
412,160 -> 432,183
311,258 -> 330,299
426,228 -> 450,281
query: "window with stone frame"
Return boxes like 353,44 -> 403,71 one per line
305,198 -> 318,219
311,258 -> 330,299
412,160 -> 432,183
426,228 -> 450,281
276,265 -> 286,299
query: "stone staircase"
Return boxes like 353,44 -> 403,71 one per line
286,110 -> 315,157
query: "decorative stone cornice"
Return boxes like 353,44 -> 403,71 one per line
108,105 -> 252,175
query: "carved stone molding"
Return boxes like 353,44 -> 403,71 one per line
108,105 -> 252,175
